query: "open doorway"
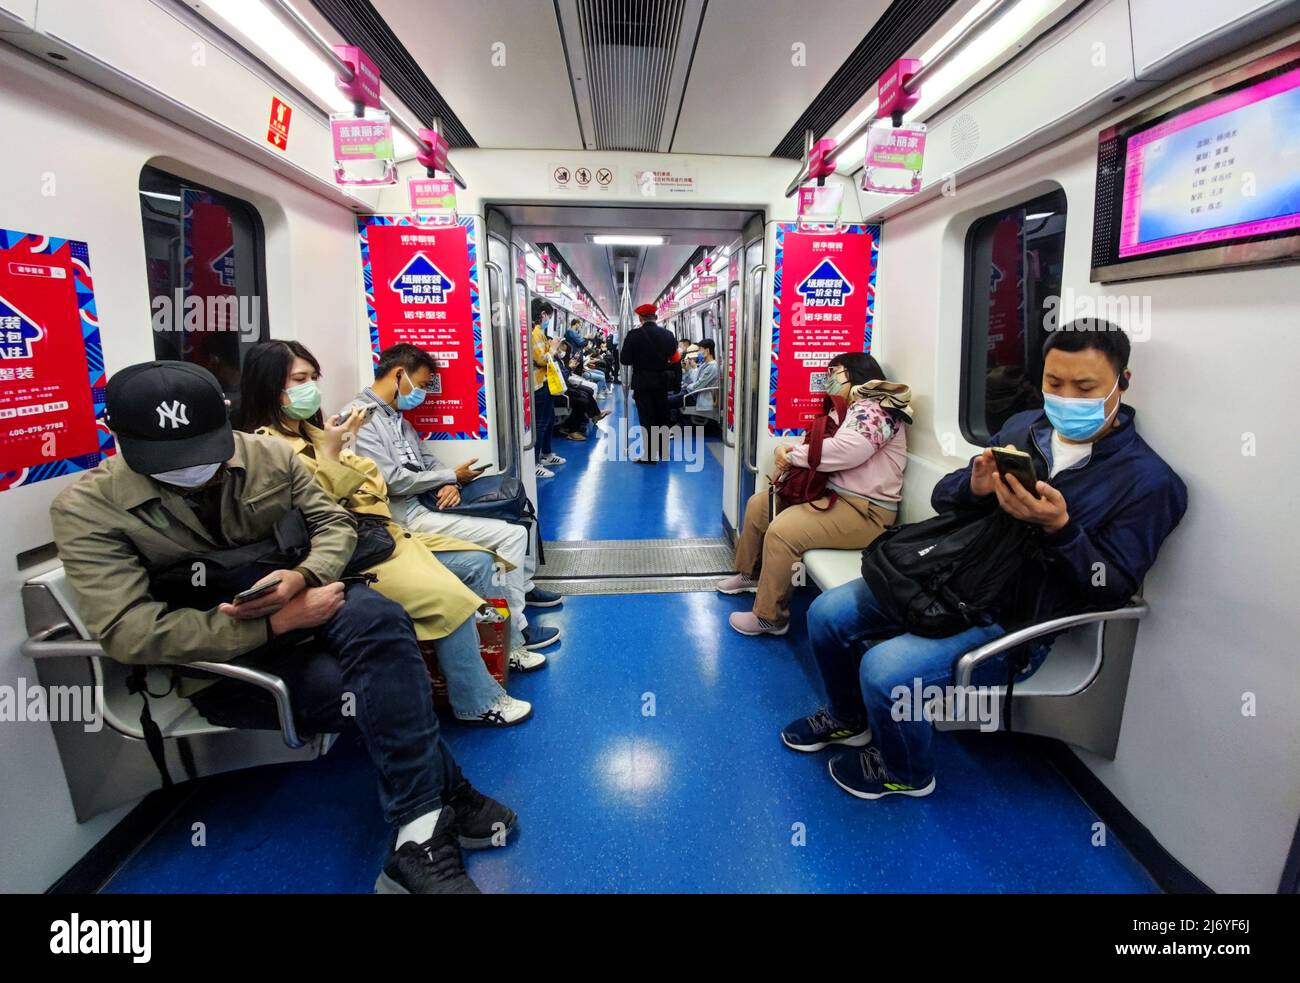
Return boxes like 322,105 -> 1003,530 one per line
495,203 -> 762,591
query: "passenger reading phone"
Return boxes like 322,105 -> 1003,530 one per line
783,320 -> 1187,801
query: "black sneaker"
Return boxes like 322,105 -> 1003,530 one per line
447,780 -> 518,850
374,807 -> 480,894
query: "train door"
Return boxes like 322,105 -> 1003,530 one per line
731,215 -> 768,533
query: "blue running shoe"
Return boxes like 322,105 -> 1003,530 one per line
828,747 -> 936,800
522,624 -> 561,650
781,707 -> 871,752
525,587 -> 563,608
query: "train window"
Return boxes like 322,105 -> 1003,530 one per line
139,165 -> 269,412
960,188 -> 1067,442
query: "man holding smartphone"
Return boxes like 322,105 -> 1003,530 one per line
781,321 -> 1187,802
51,361 -> 519,894
345,343 -> 562,673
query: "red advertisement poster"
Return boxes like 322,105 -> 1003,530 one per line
770,224 -> 878,434
985,214 -> 1025,367
517,283 -> 531,430
362,219 -> 485,438
0,231 -> 107,484
181,190 -> 237,370
727,283 -> 738,432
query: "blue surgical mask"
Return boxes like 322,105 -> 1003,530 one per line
283,380 -> 322,420
1043,377 -> 1120,441
396,372 -> 427,411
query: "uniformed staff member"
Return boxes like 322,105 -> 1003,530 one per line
620,302 -> 678,464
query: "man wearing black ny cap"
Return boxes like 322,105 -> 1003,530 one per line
50,360 -> 517,894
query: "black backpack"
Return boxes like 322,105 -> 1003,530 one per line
860,508 -> 1044,639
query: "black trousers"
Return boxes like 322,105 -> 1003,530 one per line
633,384 -> 671,460
191,584 -> 462,828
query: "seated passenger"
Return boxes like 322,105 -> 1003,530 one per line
556,351 -> 610,441
782,322 -> 1187,800
344,343 -> 561,667
49,360 -> 515,893
668,339 -> 720,420
238,340 -> 532,725
718,353 -> 909,636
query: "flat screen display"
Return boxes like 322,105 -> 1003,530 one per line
1118,64 -> 1300,259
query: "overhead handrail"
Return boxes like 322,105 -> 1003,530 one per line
263,0 -> 468,189
783,0 -> 1017,197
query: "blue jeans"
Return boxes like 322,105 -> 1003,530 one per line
807,579 -> 1006,787
435,550 -> 509,714
534,384 -> 554,457
583,370 -> 606,389
278,584 -> 464,828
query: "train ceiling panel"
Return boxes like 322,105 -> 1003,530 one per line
313,0 -> 976,159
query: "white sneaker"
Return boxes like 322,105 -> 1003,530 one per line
540,452 -> 566,466
454,693 -> 533,727
535,464 -> 555,478
509,648 -> 548,673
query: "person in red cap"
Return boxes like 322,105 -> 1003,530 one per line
620,303 -> 678,463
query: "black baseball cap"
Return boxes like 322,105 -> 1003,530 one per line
104,361 -> 234,475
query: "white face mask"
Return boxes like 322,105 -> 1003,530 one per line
151,462 -> 222,488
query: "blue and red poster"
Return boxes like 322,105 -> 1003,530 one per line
770,223 -> 879,435
0,228 -> 112,491
358,216 -> 487,439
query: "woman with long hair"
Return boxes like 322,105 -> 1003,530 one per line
238,340 -> 532,727
717,352 -> 912,637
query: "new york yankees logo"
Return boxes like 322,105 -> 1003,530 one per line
156,400 -> 189,429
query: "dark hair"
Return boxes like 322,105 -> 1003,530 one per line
531,299 -> 553,323
238,340 -> 322,433
376,343 -> 437,380
697,339 -> 716,357
1043,320 -> 1130,383
827,352 -> 886,385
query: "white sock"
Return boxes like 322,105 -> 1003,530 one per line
397,807 -> 442,848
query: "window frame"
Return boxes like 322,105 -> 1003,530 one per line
958,187 -> 1068,445
138,164 -> 271,379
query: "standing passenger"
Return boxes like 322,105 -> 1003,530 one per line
620,303 -> 678,463
530,300 -> 565,476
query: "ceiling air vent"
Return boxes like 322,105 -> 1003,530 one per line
949,112 -> 980,162
558,0 -> 707,152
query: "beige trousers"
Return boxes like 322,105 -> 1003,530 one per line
733,487 -> 896,622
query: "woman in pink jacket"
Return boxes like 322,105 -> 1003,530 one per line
718,353 -> 912,636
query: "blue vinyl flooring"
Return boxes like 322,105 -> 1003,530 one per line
102,382 -> 1156,894
537,384 -> 725,541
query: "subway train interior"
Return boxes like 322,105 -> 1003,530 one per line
0,0 -> 1298,915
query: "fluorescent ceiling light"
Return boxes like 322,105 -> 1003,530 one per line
837,0 -> 1054,173
590,235 -> 666,246
525,252 -> 542,271
202,0 -> 352,114
140,191 -> 182,202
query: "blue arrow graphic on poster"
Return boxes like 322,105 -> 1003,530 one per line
210,246 -> 237,288
797,258 -> 854,307
391,252 -> 454,304
0,296 -> 45,359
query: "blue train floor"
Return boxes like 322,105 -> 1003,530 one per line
537,383 -> 725,541
103,583 -> 1157,893
101,381 -> 1156,893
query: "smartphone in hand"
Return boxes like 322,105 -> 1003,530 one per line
232,577 -> 282,605
990,447 -> 1041,499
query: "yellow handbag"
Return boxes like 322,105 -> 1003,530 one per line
546,358 -> 566,396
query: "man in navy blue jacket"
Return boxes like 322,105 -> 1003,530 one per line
781,320 -> 1187,801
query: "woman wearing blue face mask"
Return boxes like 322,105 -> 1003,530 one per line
237,341 -> 532,727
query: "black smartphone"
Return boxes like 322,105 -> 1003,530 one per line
991,447 -> 1041,498
471,463 -> 492,473
232,577 -> 282,605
